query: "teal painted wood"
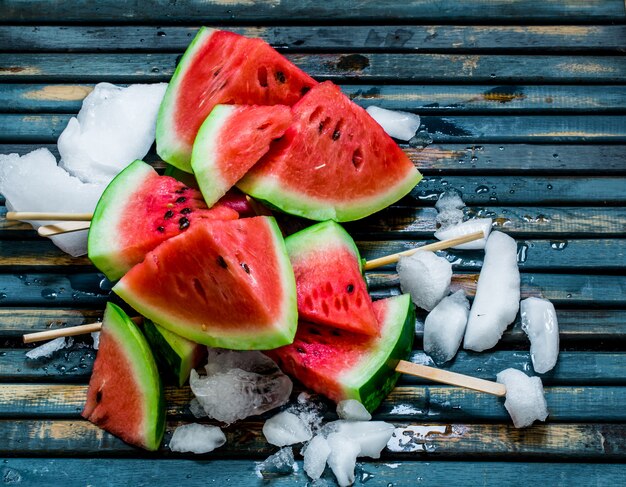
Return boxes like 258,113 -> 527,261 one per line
1,25 -> 625,52
3,459 -> 626,487
0,308 -> 102,337
2,113 -> 626,144
0,241 -> 91,268
5,84 -> 626,114
1,53 -> 625,83
1,0 -> 624,22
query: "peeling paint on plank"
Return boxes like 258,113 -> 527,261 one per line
24,85 -> 92,101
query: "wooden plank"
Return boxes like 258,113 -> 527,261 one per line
0,241 -> 92,268
1,53 -> 625,83
3,459 -> 626,487
2,0 -> 624,23
1,25 -> 625,53
0,308 -> 102,337
6,84 -> 626,114
1,383 -> 625,422
0,419 -> 623,459
2,113 -> 626,144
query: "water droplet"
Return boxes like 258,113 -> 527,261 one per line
499,146 -> 505,151
41,288 -> 57,300
489,195 -> 498,202
490,73 -> 496,78
517,243 -> 529,263
151,67 -> 160,73
550,240 -> 568,250
566,293 -> 572,298
553,153 -> 559,158
547,184 -> 553,190
509,189 -> 515,194
99,278 -> 113,291
361,471 -> 375,482
475,185 -> 489,194
0,352 -> 5,357
157,31 -> 166,37
409,129 -> 433,148
0,293 -> 6,300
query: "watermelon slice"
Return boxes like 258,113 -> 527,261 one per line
191,104 -> 292,207
82,302 -> 165,451
268,294 -> 415,412
113,216 -> 298,350
156,28 -> 316,171
285,220 -> 378,336
238,81 -> 422,221
88,160 -> 238,282
143,319 -> 206,387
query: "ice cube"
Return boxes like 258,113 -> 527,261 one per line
322,420 -> 394,459
255,447 -> 298,479
521,297 -> 559,373
58,83 -> 167,184
397,250 -> 452,311
188,398 -> 207,418
168,423 -> 226,454
464,231 -> 520,351
435,190 -> 465,213
326,432 -> 360,487
302,434 -> 331,480
496,368 -> 549,428
434,218 -> 493,250
91,331 -> 100,350
189,348 -> 292,424
424,290 -> 470,364
0,149 -> 104,256
336,400 -> 371,421
25,337 -> 73,359
435,208 -> 464,230
365,106 -> 420,141
263,411 -> 313,447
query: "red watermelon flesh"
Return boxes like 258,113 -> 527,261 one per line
268,294 -> 415,412
113,216 -> 298,350
285,220 -> 378,336
238,81 -> 422,222
156,28 -> 316,172
82,302 -> 165,451
192,104 -> 293,207
88,160 -> 238,282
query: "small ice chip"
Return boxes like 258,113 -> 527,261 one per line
424,290 -> 470,364
497,368 -> 549,428
263,411 -> 313,447
464,231 -> 520,352
521,297 -> 559,374
91,331 -> 100,350
188,398 -> 207,418
397,250 -> 452,311
322,420 -> 394,459
336,400 -> 372,421
168,423 -> 226,454
302,434 -> 331,480
25,337 -> 72,359
255,447 -> 298,479
326,432 -> 360,487
435,218 -> 493,250
366,106 -> 420,141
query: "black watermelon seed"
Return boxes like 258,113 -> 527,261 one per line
346,283 -> 354,293
175,196 -> 187,204
174,187 -> 188,194
296,347 -> 306,354
96,390 -> 103,403
241,263 -> 250,274
164,210 -> 174,219
331,330 -> 341,337
275,71 -> 286,83
308,327 -> 321,336
157,226 -> 165,233
180,207 -> 192,215
332,129 -> 341,140
301,86 -> 310,96
217,255 -> 228,269
178,217 -> 190,230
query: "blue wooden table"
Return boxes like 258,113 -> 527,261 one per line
1,1 -> 626,485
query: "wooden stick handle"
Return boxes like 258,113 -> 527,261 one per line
38,221 -> 91,237
23,323 -> 103,344
6,211 -> 93,221
395,359 -> 506,397
363,230 -> 485,270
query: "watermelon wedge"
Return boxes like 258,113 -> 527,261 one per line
268,294 -> 415,412
191,104 -> 292,207
113,216 -> 298,350
82,302 -> 165,451
88,160 -> 238,282
238,81 -> 422,221
285,220 -> 378,336
156,28 -> 316,171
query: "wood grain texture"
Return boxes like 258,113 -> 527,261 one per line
0,308 -> 102,336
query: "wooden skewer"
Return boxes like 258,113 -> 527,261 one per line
6,211 -> 93,221
38,221 -> 91,237
395,359 -> 506,397
23,323 -> 103,344
363,230 -> 485,270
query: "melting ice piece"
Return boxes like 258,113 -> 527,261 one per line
366,106 -> 421,141
263,411 -> 313,447
434,190 -> 465,229
521,297 -> 559,374
424,290 -> 470,364
91,331 -> 100,350
58,83 -> 167,184
168,423 -> 226,454
255,447 -> 298,479
336,400 -> 372,421
25,337 -> 73,359
463,231 -> 520,352
302,434 -> 331,480
188,398 -> 207,419
0,149 -> 104,256
322,420 -> 394,459
435,218 -> 492,250
189,348 -> 292,424
397,250 -> 452,311
326,433 -> 360,487
496,368 -> 549,428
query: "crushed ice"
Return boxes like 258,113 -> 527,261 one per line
336,400 -> 371,421
434,191 -> 492,249
365,106 -> 421,141
397,250 -> 452,311
255,447 -> 299,479
497,368 -> 549,428
263,411 -> 313,447
168,423 -> 226,454
25,336 -> 73,360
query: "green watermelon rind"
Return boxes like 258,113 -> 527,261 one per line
156,27 -> 216,172
340,293 -> 415,412
237,169 -> 422,222
100,302 -> 166,451
113,216 -> 298,350
190,104 -> 236,207
88,160 -> 156,282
